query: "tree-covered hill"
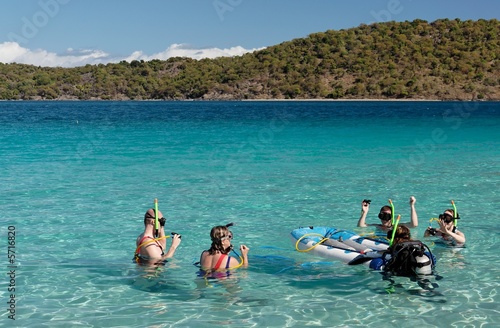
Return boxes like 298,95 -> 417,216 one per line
0,18 -> 498,100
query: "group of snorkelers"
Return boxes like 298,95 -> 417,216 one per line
133,204 -> 248,272
354,196 -> 465,277
134,196 -> 465,277
357,196 -> 465,245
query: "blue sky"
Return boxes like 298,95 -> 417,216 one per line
0,0 -> 498,67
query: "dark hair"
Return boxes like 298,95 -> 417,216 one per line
143,209 -> 156,225
379,205 -> 392,213
445,209 -> 456,217
207,226 -> 231,255
387,225 -> 411,245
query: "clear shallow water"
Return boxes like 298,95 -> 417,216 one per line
0,101 -> 499,327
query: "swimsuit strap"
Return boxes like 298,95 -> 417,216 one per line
225,255 -> 231,269
135,236 -> 164,255
138,236 -> 151,245
214,254 -> 227,270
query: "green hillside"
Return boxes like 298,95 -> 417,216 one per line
0,18 -> 498,100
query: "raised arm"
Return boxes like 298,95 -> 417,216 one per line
408,196 -> 418,228
438,220 -> 466,244
357,200 -> 370,227
240,245 -> 250,268
162,234 -> 181,259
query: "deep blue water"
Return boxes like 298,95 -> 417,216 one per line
0,101 -> 499,327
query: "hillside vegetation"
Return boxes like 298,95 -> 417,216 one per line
0,18 -> 498,101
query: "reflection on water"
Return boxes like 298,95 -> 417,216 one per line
4,101 -> 499,327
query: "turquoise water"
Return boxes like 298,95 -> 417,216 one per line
1,101 -> 499,327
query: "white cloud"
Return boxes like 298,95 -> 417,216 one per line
123,44 -> 261,62
0,42 -> 263,67
0,42 -> 110,67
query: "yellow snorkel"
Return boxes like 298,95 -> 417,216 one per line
388,199 -> 395,226
230,249 -> 245,269
389,215 -> 401,246
451,200 -> 458,227
154,198 -> 159,238
295,233 -> 330,252
134,235 -> 171,262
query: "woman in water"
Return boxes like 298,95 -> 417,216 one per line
424,208 -> 465,246
199,225 -> 249,272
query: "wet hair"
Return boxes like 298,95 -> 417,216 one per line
207,226 -> 231,255
143,209 -> 156,225
387,225 -> 411,245
444,209 -> 456,217
379,205 -> 392,213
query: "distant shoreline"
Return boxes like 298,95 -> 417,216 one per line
241,98 -> 443,102
1,98 -> 496,102
2,19 -> 498,102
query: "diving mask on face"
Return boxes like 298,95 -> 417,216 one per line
378,212 -> 392,222
439,213 -> 454,223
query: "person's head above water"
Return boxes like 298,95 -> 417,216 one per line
208,225 -> 233,254
387,225 -> 411,244
378,205 -> 392,226
143,208 -> 165,226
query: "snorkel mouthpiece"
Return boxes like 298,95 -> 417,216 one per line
224,244 -> 233,254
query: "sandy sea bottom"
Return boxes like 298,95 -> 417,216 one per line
0,101 -> 499,327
